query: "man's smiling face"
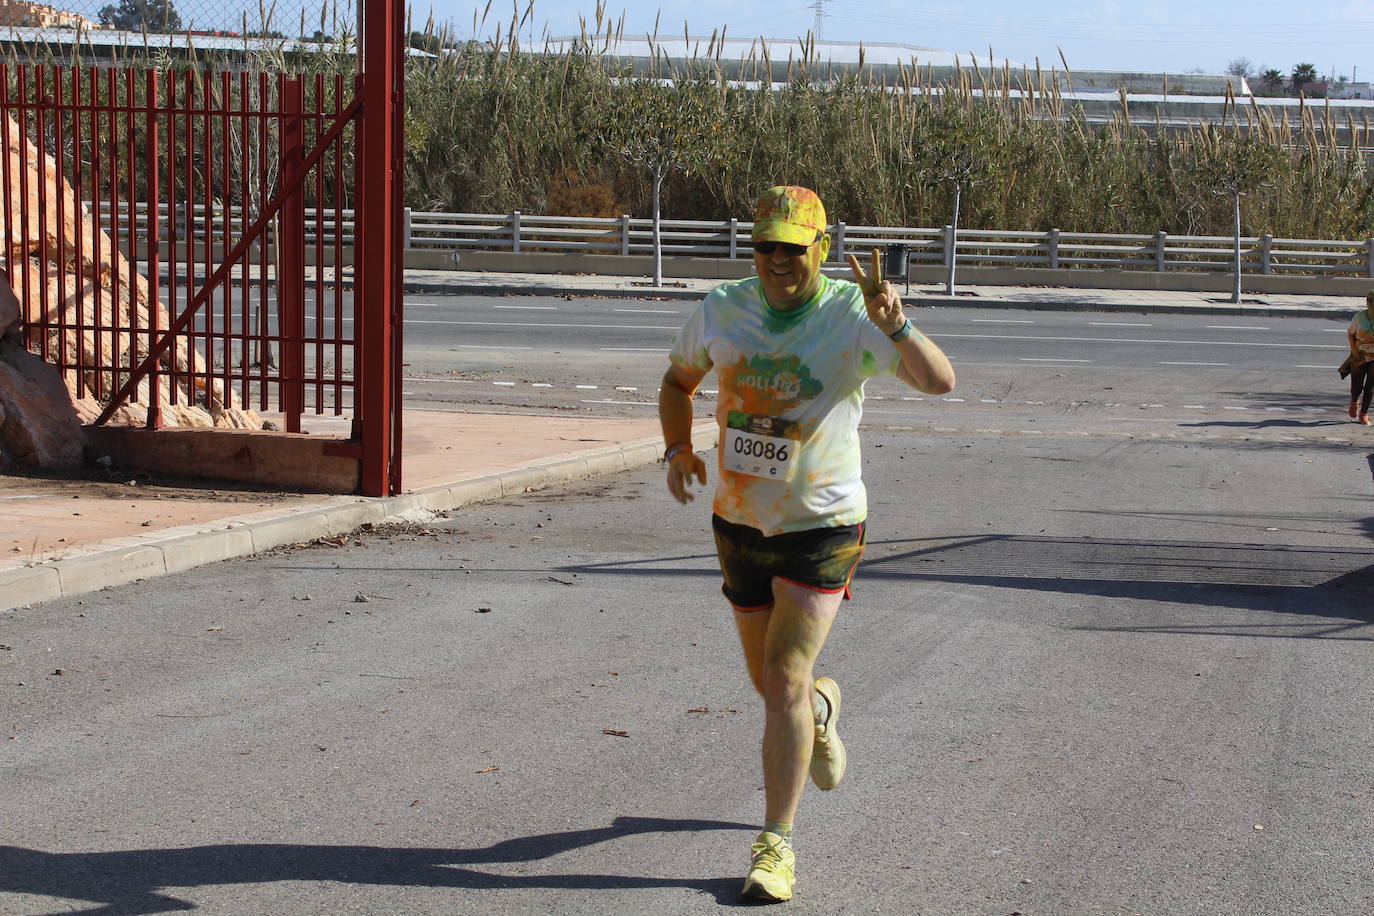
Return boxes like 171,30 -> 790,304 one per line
754,234 -> 829,311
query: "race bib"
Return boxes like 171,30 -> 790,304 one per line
724,411 -> 801,480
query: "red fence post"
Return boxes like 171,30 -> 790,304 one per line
146,70 -> 163,429
279,77 -> 306,432
356,0 -> 403,496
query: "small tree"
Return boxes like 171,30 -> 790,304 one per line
1225,57 -> 1252,78
920,105 -> 995,295
603,72 -> 732,286
1259,68 -> 1285,95
98,0 -> 182,32
1192,130 -> 1282,303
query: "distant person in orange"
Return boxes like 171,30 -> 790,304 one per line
1346,290 -> 1374,425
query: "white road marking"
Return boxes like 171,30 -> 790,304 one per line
1020,357 -> 1092,362
614,308 -> 680,314
411,320 -> 677,330
614,386 -> 638,391
1206,325 -> 1269,330
1160,361 -> 1229,366
1090,321 -> 1152,327
402,377 -> 475,384
1223,406 -> 1249,410
600,347 -> 671,352
1182,405 -> 1206,409
532,383 -> 553,388
492,381 -> 516,387
581,399 -> 651,405
576,384 -> 599,390
941,333 -> 1341,350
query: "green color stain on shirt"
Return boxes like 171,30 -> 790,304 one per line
860,350 -> 877,375
762,276 -> 827,334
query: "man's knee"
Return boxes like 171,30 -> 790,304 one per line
760,655 -> 814,708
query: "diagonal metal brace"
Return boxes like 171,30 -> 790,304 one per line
94,93 -> 365,427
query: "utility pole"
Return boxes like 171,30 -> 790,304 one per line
811,0 -> 827,40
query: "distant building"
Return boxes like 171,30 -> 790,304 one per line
538,35 -> 1250,97
0,0 -> 95,29
1330,82 -> 1374,100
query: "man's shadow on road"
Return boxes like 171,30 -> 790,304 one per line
0,816 -> 756,915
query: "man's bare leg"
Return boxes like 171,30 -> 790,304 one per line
733,579 -> 843,826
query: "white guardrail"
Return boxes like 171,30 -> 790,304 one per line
89,203 -> 1374,278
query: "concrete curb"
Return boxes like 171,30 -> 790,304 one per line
905,294 -> 1351,320
0,425 -> 718,612
401,279 -> 1351,319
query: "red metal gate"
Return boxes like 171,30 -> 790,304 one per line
0,3 -> 403,496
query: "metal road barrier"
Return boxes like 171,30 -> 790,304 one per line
89,204 -> 1374,280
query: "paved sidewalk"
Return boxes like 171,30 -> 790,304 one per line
1,267 -> 1363,612
398,266 -> 1360,320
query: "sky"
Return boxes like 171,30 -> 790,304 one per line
414,0 -> 1374,81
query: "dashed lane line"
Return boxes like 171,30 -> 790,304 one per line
399,377 -> 1337,415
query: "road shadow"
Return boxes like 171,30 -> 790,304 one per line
0,816 -> 753,914
856,533 -> 1374,639
1216,389 -> 1347,412
1178,418 -> 1350,430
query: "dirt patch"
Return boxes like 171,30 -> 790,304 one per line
0,468 -> 307,504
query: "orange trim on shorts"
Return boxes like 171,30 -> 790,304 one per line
776,576 -> 853,600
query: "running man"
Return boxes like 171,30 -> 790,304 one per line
658,186 -> 956,902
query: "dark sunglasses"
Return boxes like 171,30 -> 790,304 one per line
752,238 -> 816,257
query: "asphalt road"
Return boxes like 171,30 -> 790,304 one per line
2,418 -> 1371,913
397,296 -> 1356,436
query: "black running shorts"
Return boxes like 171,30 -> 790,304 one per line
711,513 -> 866,612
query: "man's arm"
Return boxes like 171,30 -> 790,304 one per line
892,330 -> 956,394
847,249 -> 956,394
659,362 -> 710,504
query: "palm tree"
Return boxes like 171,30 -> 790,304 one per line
1290,63 -> 1318,94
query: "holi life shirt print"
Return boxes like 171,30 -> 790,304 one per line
669,275 -> 901,536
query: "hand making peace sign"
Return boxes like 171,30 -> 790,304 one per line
846,247 -> 906,336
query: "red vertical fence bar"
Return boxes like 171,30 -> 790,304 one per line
279,77 -> 306,432
145,70 -> 162,429
356,0 -> 404,496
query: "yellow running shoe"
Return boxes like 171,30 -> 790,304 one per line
810,676 -> 846,790
741,831 -> 795,902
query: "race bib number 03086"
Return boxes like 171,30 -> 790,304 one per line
724,411 -> 801,481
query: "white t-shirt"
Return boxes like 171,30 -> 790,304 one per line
669,274 -> 901,535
